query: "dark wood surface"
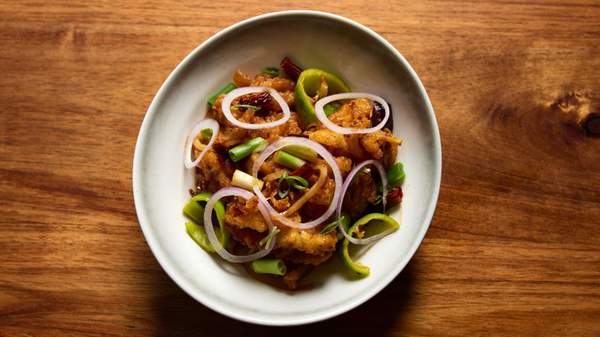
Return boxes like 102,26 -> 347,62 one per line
1,1 -> 599,336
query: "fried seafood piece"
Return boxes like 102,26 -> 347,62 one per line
360,129 -> 402,168
224,196 -> 268,232
282,264 -> 310,289
195,149 -> 235,193
244,153 -> 279,175
342,170 -> 378,219
335,156 -> 353,178
308,129 -> 369,163
275,227 -> 337,256
329,98 -> 373,129
274,249 -> 333,266
250,74 -> 295,92
248,112 -> 303,142
306,177 -> 335,206
214,126 -> 247,149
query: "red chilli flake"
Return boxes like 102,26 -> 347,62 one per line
280,56 -> 302,80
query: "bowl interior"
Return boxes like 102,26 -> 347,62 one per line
134,11 -> 440,325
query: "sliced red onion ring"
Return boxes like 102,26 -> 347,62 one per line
337,159 -> 392,245
315,93 -> 390,134
203,187 -> 276,263
251,137 -> 342,229
221,86 -> 291,129
184,118 -> 219,169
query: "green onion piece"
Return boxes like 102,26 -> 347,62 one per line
320,219 -> 339,235
259,227 -> 280,247
386,162 -> 406,188
323,102 -> 341,116
231,169 -> 264,191
261,66 -> 280,77
183,192 -> 229,248
286,175 -> 309,190
199,128 -> 213,143
282,144 -> 318,162
273,151 -> 306,169
232,104 -> 260,111
250,258 -> 287,276
228,137 -> 268,162
208,82 -> 237,107
322,212 -> 351,239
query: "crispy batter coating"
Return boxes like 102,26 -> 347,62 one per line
274,249 -> 333,266
224,197 -> 268,232
329,98 -> 373,129
308,129 -> 369,161
275,227 -> 337,256
342,170 -> 378,219
195,149 -> 235,193
360,129 -> 402,168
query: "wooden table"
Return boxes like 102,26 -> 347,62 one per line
1,1 -> 599,336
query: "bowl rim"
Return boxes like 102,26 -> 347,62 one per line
132,9 -> 441,326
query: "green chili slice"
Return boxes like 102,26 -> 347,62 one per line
341,213 -> 400,277
183,192 -> 229,249
294,69 -> 351,126
386,162 -> 406,188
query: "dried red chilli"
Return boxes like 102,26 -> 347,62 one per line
386,186 -> 403,204
280,56 -> 302,80
237,91 -> 272,107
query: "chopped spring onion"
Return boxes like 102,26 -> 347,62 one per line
228,137 -> 268,162
199,128 -> 213,143
232,104 -> 260,111
386,162 -> 406,188
323,101 -> 341,116
259,227 -> 280,247
277,171 -> 310,198
208,83 -> 237,107
320,212 -> 351,235
231,169 -> 264,191
250,258 -> 287,276
261,66 -> 280,77
282,144 -> 318,162
273,151 -> 306,169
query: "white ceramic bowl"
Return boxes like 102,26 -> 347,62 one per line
133,10 -> 441,326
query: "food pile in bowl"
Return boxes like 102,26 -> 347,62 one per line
182,56 -> 406,289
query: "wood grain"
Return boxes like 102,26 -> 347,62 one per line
1,1 -> 599,336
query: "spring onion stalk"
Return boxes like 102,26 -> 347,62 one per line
259,227 -> 280,247
231,169 -> 264,191
228,137 -> 268,162
250,258 -> 287,276
199,128 -> 213,143
277,171 -> 310,198
282,144 -> 318,162
323,102 -> 341,116
320,212 -> 350,235
208,83 -> 237,107
386,162 -> 406,188
262,66 -> 279,77
273,151 -> 306,169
